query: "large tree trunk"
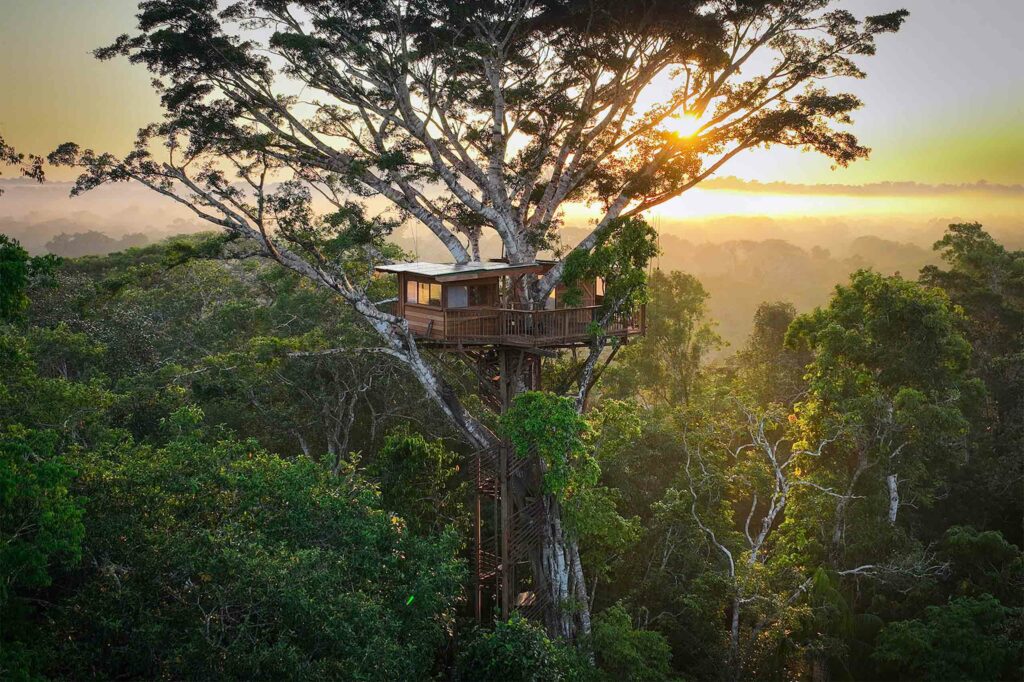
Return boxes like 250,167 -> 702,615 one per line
812,654 -> 831,682
499,349 -> 591,640
535,495 -> 590,638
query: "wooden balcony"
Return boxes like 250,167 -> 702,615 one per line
418,305 -> 645,348
373,260 -> 646,349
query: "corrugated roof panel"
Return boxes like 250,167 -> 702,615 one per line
374,261 -> 544,279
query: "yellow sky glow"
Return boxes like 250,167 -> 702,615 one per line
0,0 -> 1022,226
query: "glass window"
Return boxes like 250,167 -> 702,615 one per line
414,281 -> 441,307
448,285 -> 468,308
406,279 -> 418,304
545,288 -> 557,310
468,284 -> 489,307
595,276 -> 606,297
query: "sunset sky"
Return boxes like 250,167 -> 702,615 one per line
1,0 -> 1022,225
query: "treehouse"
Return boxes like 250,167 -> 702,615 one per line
374,260 -> 645,348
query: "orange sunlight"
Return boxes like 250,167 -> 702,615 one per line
663,113 -> 704,138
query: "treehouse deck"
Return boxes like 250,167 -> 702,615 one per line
419,304 -> 644,348
374,260 -> 646,349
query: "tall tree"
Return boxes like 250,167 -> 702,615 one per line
601,269 -> 721,408
0,236 -> 60,323
785,271 -> 981,565
919,223 -> 1024,543
733,300 -> 809,406
50,0 -> 906,637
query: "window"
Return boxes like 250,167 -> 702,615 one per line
447,285 -> 468,308
448,283 -> 493,308
406,279 -> 418,304
545,287 -> 557,310
414,281 -> 442,307
469,284 -> 490,307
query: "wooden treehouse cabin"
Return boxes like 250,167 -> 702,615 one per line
374,260 -> 646,349
374,259 -> 646,627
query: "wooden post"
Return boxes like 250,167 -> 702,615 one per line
499,442 -> 512,617
474,449 -> 483,622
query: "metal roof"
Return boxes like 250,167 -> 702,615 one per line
374,260 -> 545,281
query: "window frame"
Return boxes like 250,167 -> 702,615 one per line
407,277 -> 443,308
447,284 -> 469,309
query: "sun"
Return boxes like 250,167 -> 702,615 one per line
664,113 -> 703,138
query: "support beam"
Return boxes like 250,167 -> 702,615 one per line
470,346 -> 540,624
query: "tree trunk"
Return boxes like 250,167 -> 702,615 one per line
534,494 -> 591,639
467,228 -> 482,262
831,453 -> 869,561
729,595 -> 742,680
812,654 -> 830,682
499,349 -> 591,640
886,473 -> 899,525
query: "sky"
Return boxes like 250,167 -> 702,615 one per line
0,0 -> 1022,230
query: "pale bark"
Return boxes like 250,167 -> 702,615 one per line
831,453 -> 869,556
685,406 -> 839,679
535,496 -> 591,638
729,595 -> 742,679
886,473 -> 899,525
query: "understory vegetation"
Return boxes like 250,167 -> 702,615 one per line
2,222 -> 1021,680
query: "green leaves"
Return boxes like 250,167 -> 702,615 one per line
369,429 -> 467,536
873,595 -> 1022,681
0,426 -> 84,597
591,603 -> 673,682
0,235 -> 60,322
457,614 -> 592,682
0,426 -> 84,680
561,216 -> 658,314
786,270 -> 979,532
601,269 -> 721,407
51,412 -> 463,680
502,391 -> 597,500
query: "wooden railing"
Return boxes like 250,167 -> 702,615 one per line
442,305 -> 644,346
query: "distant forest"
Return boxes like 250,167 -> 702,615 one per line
2,221 -> 1020,680
5,205 -> 1022,349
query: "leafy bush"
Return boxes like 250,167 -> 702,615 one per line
47,407 -> 464,680
457,614 -> 593,682
369,428 -> 466,535
0,427 -> 84,680
501,391 -> 597,499
872,595 -> 1022,681
592,604 -> 673,682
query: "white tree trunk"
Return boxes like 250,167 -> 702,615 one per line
535,495 -> 591,639
886,473 -> 899,525
730,595 -> 742,680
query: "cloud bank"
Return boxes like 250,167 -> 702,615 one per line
700,177 -> 1024,196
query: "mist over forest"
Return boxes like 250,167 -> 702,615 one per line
4,177 -> 1021,348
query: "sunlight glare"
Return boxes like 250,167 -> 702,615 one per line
665,113 -> 703,138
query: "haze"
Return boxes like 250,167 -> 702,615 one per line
1,0 -> 1021,346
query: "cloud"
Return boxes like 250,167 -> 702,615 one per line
700,176 -> 1024,197
4,175 -> 1024,199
